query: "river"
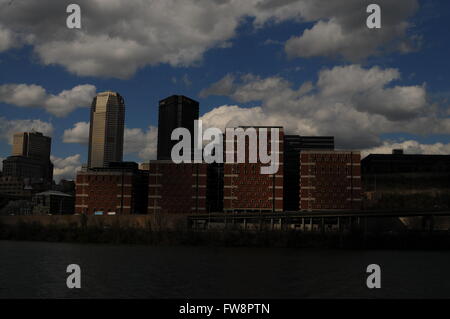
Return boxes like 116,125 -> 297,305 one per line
1,240 -> 449,298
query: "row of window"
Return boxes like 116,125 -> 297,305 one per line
82,175 -> 128,182
303,154 -> 356,161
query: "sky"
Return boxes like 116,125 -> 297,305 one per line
0,0 -> 450,181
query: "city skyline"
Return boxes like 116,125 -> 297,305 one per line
0,0 -> 450,182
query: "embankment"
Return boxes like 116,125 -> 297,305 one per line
1,215 -> 450,249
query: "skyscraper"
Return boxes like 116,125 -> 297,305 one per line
88,91 -> 125,168
12,131 -> 51,162
157,95 -> 199,160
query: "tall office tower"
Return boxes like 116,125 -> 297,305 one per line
157,95 -> 199,160
88,91 -> 125,168
284,135 -> 335,211
12,132 -> 51,161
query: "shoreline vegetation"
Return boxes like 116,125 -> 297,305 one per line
1,217 -> 450,249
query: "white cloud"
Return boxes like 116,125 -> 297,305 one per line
361,140 -> 450,158
63,122 -> 158,161
0,0 -> 419,78
63,121 -> 90,144
200,104 -> 313,133
0,116 -> 54,145
0,26 -> 16,52
124,126 -> 158,161
0,84 -> 96,117
285,0 -> 419,61
200,73 -> 235,98
51,154 -> 82,182
199,65 -> 450,149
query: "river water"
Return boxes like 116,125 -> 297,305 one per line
1,240 -> 449,299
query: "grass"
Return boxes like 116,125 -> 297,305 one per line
1,220 -> 450,249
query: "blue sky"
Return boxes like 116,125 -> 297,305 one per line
0,0 -> 449,180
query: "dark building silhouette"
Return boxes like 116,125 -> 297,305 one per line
2,156 -> 53,184
0,131 -> 54,198
53,179 -> 76,196
157,95 -> 199,160
362,150 -> 450,191
32,190 -> 74,215
13,131 -> 51,162
207,163 -> 223,213
284,135 -> 334,211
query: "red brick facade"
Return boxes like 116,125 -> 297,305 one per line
75,168 -> 148,215
300,151 -> 362,211
147,161 -> 208,214
223,127 -> 284,212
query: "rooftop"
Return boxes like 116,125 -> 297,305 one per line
35,190 -> 72,197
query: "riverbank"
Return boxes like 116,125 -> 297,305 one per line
2,218 -> 450,249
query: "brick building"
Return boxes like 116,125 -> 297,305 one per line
300,151 -> 362,211
147,161 -> 208,214
283,135 -> 334,211
223,126 -> 284,213
75,162 -> 148,215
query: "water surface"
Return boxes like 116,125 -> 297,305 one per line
1,240 -> 449,298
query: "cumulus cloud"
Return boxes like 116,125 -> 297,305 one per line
199,104 -> 313,134
62,121 -> 90,144
0,0 -> 419,78
285,0 -> 419,61
51,154 -> 82,182
63,122 -> 158,161
0,26 -> 16,52
0,84 -> 96,117
199,65 -> 450,149
0,116 -> 54,144
361,140 -> 450,158
124,126 -> 158,160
